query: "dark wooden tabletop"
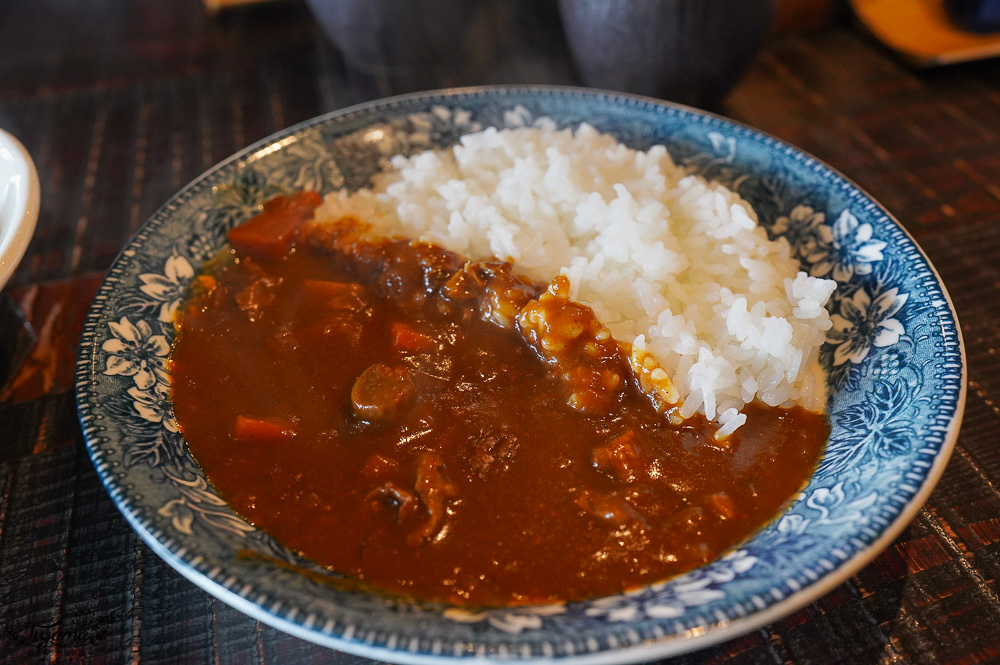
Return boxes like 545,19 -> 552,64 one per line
1,1 -> 999,663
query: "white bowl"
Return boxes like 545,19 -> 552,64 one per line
0,129 -> 40,289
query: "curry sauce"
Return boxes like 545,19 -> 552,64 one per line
170,193 -> 827,607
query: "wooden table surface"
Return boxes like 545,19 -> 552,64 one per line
2,1 -> 999,663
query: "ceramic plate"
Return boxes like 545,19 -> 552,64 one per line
76,87 -> 965,663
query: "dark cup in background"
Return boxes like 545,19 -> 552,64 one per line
305,0 -> 773,107
945,0 -> 1000,32
557,0 -> 774,109
305,0 -> 509,90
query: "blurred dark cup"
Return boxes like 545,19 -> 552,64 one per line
305,0 -> 503,79
557,0 -> 774,109
945,0 -> 1000,32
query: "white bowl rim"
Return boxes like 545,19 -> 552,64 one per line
0,128 -> 40,289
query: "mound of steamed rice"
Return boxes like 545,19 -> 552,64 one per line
315,121 -> 837,435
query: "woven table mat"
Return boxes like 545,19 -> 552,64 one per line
1,1 -> 999,662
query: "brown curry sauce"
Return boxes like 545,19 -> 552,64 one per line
170,192 -> 828,607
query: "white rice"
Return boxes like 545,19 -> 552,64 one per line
316,121 -> 836,434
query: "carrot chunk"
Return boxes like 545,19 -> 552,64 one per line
231,416 -> 296,442
391,322 -> 435,352
227,191 -> 323,260
705,491 -> 736,520
592,430 -> 643,483
301,279 -> 358,297
301,280 -> 366,310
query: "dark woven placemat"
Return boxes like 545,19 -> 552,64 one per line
1,1 -> 998,662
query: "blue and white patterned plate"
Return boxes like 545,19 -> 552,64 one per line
76,87 -> 965,663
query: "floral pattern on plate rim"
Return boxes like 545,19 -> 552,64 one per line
76,87 -> 964,662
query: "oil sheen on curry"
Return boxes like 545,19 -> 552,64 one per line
170,192 -> 828,607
